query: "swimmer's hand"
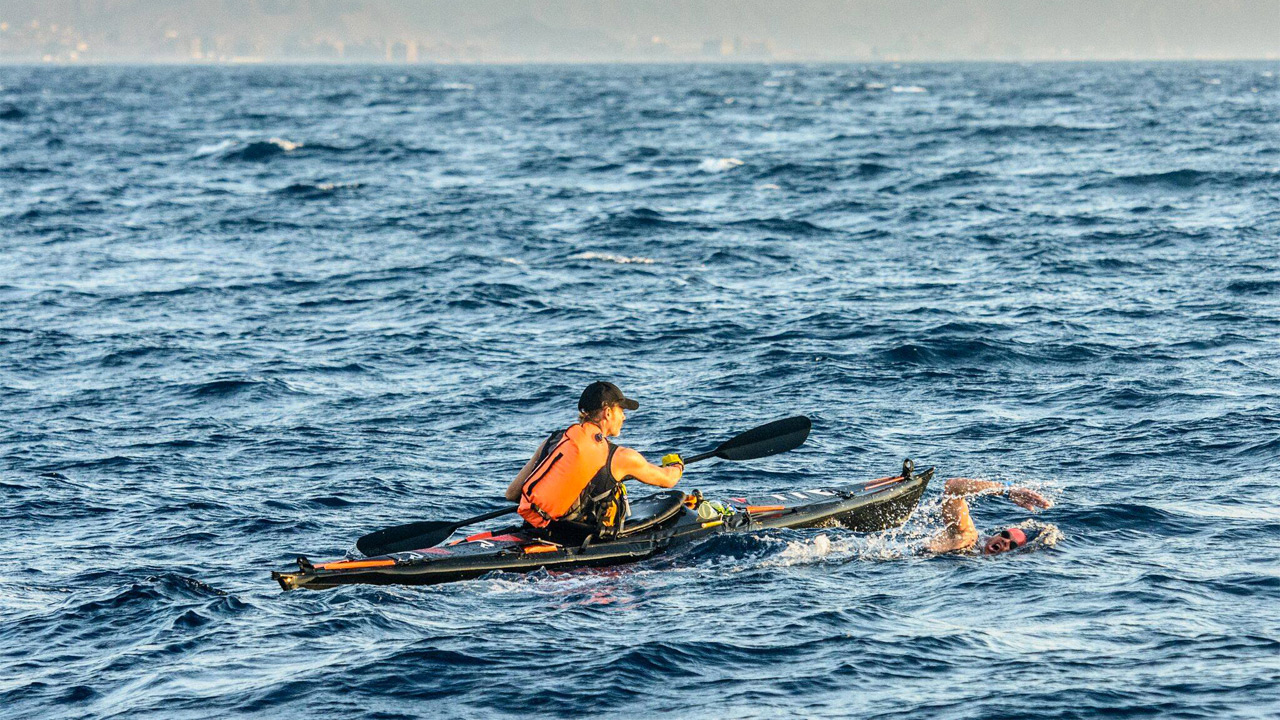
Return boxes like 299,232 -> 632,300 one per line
1008,487 -> 1052,511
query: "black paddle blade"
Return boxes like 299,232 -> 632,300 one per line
356,505 -> 518,557
713,415 -> 811,461
356,520 -> 456,557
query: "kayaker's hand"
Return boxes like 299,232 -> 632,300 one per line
1008,487 -> 1051,511
661,453 -> 684,481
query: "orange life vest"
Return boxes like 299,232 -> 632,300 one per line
518,422 -> 611,527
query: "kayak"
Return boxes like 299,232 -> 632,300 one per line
273,460 -> 933,591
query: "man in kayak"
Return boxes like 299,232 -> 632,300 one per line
927,477 -> 1053,555
503,381 -> 684,545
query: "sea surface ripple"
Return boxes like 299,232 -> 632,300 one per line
2,63 -> 1279,719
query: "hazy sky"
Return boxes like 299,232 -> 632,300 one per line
2,0 -> 1278,62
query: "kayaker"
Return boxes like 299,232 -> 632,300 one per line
503,381 -> 684,545
926,477 -> 1053,555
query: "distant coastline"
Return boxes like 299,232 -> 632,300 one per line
4,0 -> 1278,65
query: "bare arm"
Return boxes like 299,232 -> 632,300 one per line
940,477 -> 1007,497
926,477 -> 1052,553
942,477 -> 1052,510
504,438 -> 549,502
610,447 -> 682,488
927,491 -> 979,553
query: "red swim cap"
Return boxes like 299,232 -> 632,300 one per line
1002,528 -> 1028,547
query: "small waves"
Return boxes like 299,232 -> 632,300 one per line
585,207 -> 712,236
1224,278 -> 1280,295
568,251 -> 656,265
198,137 -> 302,161
1082,168 -> 1280,190
876,336 -> 1105,368
185,376 -> 311,400
275,181 -> 363,198
194,137 -> 434,164
5,62 -> 1280,720
698,157 -> 744,172
726,216 -> 832,235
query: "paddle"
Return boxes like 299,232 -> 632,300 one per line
354,415 -> 812,557
682,415 -> 811,463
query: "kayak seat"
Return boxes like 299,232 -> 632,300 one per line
621,490 -> 687,536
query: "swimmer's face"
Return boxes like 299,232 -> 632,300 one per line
983,531 -> 1017,555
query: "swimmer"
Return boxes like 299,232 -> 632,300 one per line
926,477 -> 1053,555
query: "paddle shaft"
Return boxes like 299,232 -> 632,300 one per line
446,505 -> 519,530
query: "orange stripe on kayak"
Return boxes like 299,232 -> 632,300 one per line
523,545 -> 559,554
317,559 -> 396,570
865,475 -> 905,491
746,505 -> 786,513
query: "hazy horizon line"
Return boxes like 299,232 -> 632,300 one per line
6,56 -> 1279,67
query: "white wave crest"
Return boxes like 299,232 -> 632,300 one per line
193,139 -> 237,157
698,157 -> 744,173
763,529 -> 925,568
569,252 -> 656,265
266,137 -> 301,151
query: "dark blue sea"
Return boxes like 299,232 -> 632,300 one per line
3,63 -> 1279,719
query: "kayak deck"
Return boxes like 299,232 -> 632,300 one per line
274,462 -> 933,591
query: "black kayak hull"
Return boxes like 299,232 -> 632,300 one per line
274,465 -> 932,591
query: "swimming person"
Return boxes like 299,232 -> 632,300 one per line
926,477 -> 1053,555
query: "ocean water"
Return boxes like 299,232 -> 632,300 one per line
2,63 -> 1279,719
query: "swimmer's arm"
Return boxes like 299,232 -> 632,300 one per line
611,447 -> 682,488
504,438 -> 549,502
944,477 -> 1052,511
928,492 -> 980,553
941,477 -> 1008,498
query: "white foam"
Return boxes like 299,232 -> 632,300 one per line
1010,520 -> 1063,548
569,252 -> 656,265
777,533 -> 833,563
310,181 -> 359,192
891,85 -> 928,93
265,137 -> 301,151
438,82 -> 475,91
698,157 -> 744,173
193,139 -> 237,157
198,137 -> 301,157
762,530 -> 919,567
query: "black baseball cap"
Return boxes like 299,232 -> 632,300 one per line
578,381 -> 639,413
